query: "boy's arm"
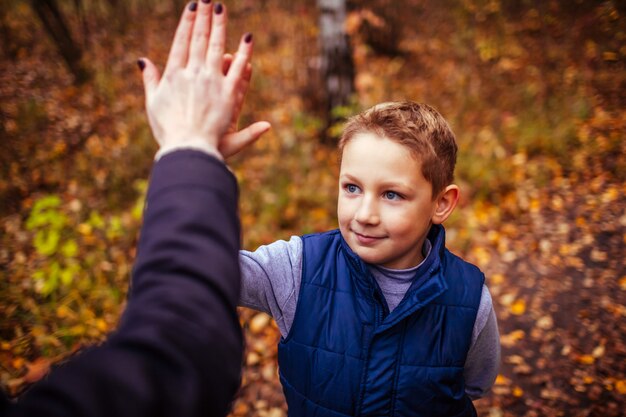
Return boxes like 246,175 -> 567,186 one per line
239,236 -> 303,338
464,285 -> 501,400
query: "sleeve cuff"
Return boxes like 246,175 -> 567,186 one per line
155,142 -> 223,162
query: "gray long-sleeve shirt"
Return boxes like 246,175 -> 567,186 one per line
239,235 -> 500,399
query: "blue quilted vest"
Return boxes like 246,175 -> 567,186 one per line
277,225 -> 484,417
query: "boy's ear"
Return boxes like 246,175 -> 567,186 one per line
432,184 -> 459,225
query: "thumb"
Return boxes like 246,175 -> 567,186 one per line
220,121 -> 271,159
138,57 -> 160,101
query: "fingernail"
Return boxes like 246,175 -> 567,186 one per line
189,2 -> 197,11
214,3 -> 223,14
244,33 -> 253,43
137,59 -> 145,71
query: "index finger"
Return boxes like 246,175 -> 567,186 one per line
163,3 -> 198,75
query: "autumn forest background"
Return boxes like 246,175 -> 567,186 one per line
1,0 -> 625,416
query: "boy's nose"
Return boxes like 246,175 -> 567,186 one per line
354,197 -> 380,225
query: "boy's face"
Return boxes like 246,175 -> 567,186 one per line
337,132 -> 440,269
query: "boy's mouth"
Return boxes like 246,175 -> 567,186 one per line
353,231 -> 384,245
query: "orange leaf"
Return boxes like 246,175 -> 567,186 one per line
577,355 -> 595,365
24,358 -> 51,384
510,299 -> 526,316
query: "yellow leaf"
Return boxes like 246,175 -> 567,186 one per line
601,187 -> 618,203
512,386 -> 524,397
68,325 -> 87,336
310,208 -> 328,222
619,276 -> 626,291
491,273 -> 504,285
510,299 -> 526,315
501,330 -> 525,347
246,351 -> 260,366
249,313 -> 271,334
592,345 -> 605,358
577,355 -> 595,365
56,305 -> 71,319
616,380 -> 626,394
495,374 -> 511,385
529,198 -> 541,213
95,319 -> 108,332
471,246 -> 491,267
77,223 -> 93,235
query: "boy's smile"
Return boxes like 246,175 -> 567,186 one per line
338,132 -> 444,269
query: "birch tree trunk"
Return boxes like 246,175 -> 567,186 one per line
317,0 -> 355,138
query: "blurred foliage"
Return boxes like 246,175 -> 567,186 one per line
0,0 -> 625,415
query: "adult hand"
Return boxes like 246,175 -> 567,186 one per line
138,1 -> 269,159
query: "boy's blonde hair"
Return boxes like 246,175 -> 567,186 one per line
339,101 -> 458,198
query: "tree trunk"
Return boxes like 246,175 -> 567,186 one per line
105,0 -> 131,30
30,0 -> 90,85
0,5 -> 18,59
317,0 -> 355,140
72,0 -> 89,48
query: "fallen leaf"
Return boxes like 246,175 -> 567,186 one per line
510,299 -> 526,315
576,355 -> 595,365
23,358 -> 51,383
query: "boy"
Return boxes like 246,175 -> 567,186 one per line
239,102 -> 500,416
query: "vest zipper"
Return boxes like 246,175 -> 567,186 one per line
389,320 -> 408,416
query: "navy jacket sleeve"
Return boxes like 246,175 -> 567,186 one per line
3,150 -> 243,417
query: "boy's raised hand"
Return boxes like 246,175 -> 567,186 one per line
219,53 -> 271,158
139,1 -> 270,159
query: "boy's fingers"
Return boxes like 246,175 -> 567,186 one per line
139,58 -> 161,101
220,121 -> 271,159
222,55 -> 251,80
243,62 -> 252,82
187,1 -> 213,71
222,53 -> 233,75
206,3 -> 227,71
164,3 -> 197,75
225,33 -> 253,85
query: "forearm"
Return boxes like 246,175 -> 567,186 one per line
239,236 -> 303,337
7,151 -> 243,417
464,297 -> 501,399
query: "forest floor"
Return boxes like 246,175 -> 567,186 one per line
1,1 -> 625,416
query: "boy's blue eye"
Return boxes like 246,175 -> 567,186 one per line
384,191 -> 400,200
346,184 -> 359,193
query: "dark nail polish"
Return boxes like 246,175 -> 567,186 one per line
201,0 -> 211,3
244,33 -> 253,43
189,2 -> 197,11
214,3 -> 223,14
137,59 -> 145,71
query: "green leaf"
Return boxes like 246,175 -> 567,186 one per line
26,196 -> 62,230
34,230 -> 61,256
106,215 -> 124,239
60,240 -> 79,258
40,262 -> 61,296
88,211 -> 105,229
60,267 -> 74,286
